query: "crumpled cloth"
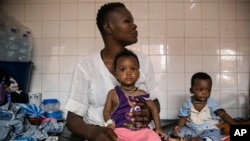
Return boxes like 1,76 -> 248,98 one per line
0,103 -> 25,141
0,102 -> 64,141
11,120 -> 64,141
0,102 -> 25,121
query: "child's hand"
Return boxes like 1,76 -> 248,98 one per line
173,125 -> 182,136
155,128 -> 168,140
107,123 -> 116,130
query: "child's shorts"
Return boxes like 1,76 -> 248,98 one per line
176,126 -> 221,141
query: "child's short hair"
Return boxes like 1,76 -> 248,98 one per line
191,72 -> 212,87
114,49 -> 139,70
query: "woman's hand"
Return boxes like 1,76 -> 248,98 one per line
128,99 -> 159,128
91,126 -> 117,141
66,112 -> 117,141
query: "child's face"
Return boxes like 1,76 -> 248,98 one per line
115,56 -> 139,86
190,78 -> 212,102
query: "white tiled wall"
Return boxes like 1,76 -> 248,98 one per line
1,0 -> 249,119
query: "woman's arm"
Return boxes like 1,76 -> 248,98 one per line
66,111 -> 117,141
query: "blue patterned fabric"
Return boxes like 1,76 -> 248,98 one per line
18,103 -> 45,118
0,103 -> 63,141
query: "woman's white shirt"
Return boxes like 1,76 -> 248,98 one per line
64,50 -> 158,126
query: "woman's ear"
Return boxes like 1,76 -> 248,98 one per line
103,22 -> 112,34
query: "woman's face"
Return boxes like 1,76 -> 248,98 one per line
115,56 -> 139,86
107,7 -> 138,46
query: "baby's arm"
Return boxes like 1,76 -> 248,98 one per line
173,117 -> 187,135
103,89 -> 116,128
146,100 -> 168,140
215,109 -> 239,125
